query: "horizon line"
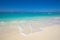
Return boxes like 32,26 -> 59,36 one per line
0,10 -> 60,12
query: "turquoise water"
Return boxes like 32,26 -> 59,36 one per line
0,12 -> 60,21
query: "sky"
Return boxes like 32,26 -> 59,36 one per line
0,0 -> 60,12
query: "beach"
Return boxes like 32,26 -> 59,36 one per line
0,0 -> 60,40
0,17 -> 60,40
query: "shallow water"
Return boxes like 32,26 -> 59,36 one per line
0,12 -> 60,35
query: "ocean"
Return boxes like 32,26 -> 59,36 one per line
0,12 -> 60,21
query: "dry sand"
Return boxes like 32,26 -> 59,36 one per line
0,20 -> 60,40
0,25 -> 60,40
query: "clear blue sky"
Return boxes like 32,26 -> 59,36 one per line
0,0 -> 60,12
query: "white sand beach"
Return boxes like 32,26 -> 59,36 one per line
0,18 -> 60,40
